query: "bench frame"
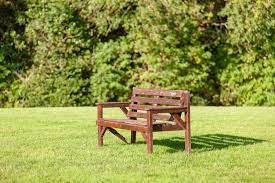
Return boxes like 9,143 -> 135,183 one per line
96,88 -> 191,154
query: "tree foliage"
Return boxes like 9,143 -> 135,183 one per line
0,0 -> 30,107
19,0 -> 93,106
0,0 -> 274,107
219,0 -> 275,105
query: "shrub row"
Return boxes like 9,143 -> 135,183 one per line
0,0 -> 274,107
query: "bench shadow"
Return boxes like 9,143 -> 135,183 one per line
136,134 -> 266,153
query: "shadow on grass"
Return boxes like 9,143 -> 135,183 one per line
137,134 -> 266,153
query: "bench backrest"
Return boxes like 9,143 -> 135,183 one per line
128,88 -> 189,121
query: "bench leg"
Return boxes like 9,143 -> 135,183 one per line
147,131 -> 153,154
185,111 -> 191,153
131,131 -> 136,144
98,125 -> 103,146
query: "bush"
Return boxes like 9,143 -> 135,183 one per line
18,0 -> 93,106
130,0 -> 215,104
0,0 -> 274,106
219,0 -> 275,105
84,0 -> 215,105
77,0 -> 140,103
0,0 -> 30,107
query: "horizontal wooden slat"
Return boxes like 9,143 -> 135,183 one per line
97,102 -> 130,108
148,107 -> 188,113
98,118 -> 146,125
133,88 -> 186,97
130,104 -> 187,112
97,119 -> 147,132
153,124 -> 183,132
97,119 -> 180,132
128,111 -> 173,121
130,104 -> 156,111
131,96 -> 181,106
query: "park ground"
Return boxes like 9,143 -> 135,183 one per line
0,107 -> 274,182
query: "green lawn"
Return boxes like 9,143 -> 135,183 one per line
0,107 -> 274,182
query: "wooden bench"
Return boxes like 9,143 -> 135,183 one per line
96,88 -> 191,154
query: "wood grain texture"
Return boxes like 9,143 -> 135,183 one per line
97,105 -> 103,146
96,88 -> 191,154
131,96 -> 181,106
140,132 -> 147,142
148,107 -> 188,113
127,111 -> 172,121
185,111 -> 191,153
171,113 -> 185,129
108,127 -> 128,144
120,107 -> 128,116
131,131 -> 136,144
133,88 -> 187,97
147,111 -> 153,154
97,102 -> 130,108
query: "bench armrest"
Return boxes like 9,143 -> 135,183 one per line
145,106 -> 188,129
96,102 -> 130,108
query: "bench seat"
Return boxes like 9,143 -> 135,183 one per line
97,118 -> 183,132
96,87 -> 190,154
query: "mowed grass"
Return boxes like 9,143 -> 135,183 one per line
0,107 -> 274,182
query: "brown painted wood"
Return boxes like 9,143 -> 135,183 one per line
153,124 -> 183,132
148,107 -> 188,113
98,126 -> 103,146
97,104 -> 103,119
97,102 -> 130,108
129,104 -> 156,110
140,132 -> 147,142
131,96 -> 181,106
171,113 -> 185,129
98,119 -> 173,127
147,111 -> 153,154
120,107 -> 128,116
100,127 -> 107,137
128,111 -> 172,121
98,118 -> 146,125
108,127 -> 128,144
133,88 -> 187,97
130,104 -> 187,112
96,88 -> 191,154
97,119 -> 148,132
185,111 -> 191,153
131,131 -> 136,144
97,105 -> 103,146
147,131 -> 153,154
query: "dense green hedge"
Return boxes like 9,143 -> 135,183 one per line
219,0 -> 275,105
0,0 -> 274,107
